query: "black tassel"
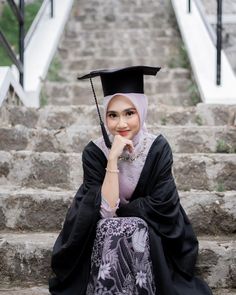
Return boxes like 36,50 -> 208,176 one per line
101,122 -> 112,149
89,77 -> 112,149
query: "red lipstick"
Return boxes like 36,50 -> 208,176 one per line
118,131 -> 129,136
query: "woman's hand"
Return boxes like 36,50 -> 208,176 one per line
108,135 -> 134,161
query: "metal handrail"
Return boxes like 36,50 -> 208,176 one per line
0,0 -> 54,88
0,31 -> 23,73
187,0 -> 223,85
6,0 -> 24,24
19,0 -> 24,86
216,0 -> 222,85
188,0 -> 191,13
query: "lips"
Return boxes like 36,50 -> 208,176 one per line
118,130 -> 130,136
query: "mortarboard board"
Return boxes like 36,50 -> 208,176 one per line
78,66 -> 161,96
77,66 -> 161,148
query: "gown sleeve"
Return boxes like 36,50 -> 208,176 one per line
100,197 -> 120,218
116,135 -> 198,278
50,142 -> 107,283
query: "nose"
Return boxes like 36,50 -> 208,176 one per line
117,116 -> 127,128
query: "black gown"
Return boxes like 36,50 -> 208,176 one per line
49,134 -> 212,295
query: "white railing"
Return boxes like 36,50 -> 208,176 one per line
0,0 -> 74,107
171,0 -> 236,104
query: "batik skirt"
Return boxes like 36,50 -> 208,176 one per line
86,217 -> 156,295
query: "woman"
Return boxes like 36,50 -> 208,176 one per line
49,66 -> 212,295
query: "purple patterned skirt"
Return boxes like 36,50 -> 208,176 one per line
86,217 -> 156,295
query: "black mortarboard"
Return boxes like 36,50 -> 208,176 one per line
77,66 -> 161,149
78,66 -> 161,96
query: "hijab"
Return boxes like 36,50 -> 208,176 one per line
93,93 -> 156,204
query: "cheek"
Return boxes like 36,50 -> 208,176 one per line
131,115 -> 140,129
106,118 -> 116,131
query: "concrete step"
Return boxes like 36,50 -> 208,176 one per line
1,104 -> 235,129
0,125 -> 235,154
0,151 -> 235,191
0,232 -> 235,288
0,187 -> 235,235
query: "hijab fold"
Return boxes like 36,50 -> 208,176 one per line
93,93 -> 156,203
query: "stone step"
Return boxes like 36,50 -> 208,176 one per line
51,67 -> 191,86
0,151 -> 235,191
63,27 -> 180,43
0,125 -> 235,154
68,0 -> 177,30
45,67 -> 194,106
57,57 -> 185,77
1,104 -> 235,129
213,289 -> 236,295
45,77 -> 196,107
202,0 -> 236,15
0,286 -> 235,295
46,89 -> 193,107
59,35 -> 181,60
0,286 -> 49,295
0,232 -> 235,288
0,187 -> 235,235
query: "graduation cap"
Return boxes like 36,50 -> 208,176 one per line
77,66 -> 161,149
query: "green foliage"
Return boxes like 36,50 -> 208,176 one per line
40,87 -> 48,107
216,182 -> 225,192
168,44 -> 190,69
0,0 -> 43,66
160,117 -> 167,126
188,82 -> 201,105
47,56 -> 65,82
216,139 -> 234,153
24,1 -> 43,33
195,115 -> 203,126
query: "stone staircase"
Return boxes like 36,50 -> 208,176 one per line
202,0 -> 236,74
0,0 -> 236,294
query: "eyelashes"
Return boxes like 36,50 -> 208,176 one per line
107,109 -> 137,119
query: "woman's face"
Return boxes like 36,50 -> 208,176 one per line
106,95 -> 140,140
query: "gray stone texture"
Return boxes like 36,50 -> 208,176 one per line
0,233 -> 235,289
0,125 -> 235,153
0,151 -> 235,191
0,287 -> 49,295
0,188 -> 235,235
0,288 -> 234,295
1,104 -> 236,130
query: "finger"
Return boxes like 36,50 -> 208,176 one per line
124,143 -> 133,153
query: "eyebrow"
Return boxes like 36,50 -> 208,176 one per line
107,108 -> 137,113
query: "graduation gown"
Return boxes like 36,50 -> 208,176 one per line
49,134 -> 212,295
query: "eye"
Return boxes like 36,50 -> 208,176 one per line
107,112 -> 117,119
126,110 -> 136,117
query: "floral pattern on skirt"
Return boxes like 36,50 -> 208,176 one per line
86,217 -> 156,295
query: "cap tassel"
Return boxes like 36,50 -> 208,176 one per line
89,77 -> 112,149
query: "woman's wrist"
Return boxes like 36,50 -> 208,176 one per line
105,167 -> 119,173
107,154 -> 118,163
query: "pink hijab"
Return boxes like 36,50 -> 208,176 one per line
94,93 -> 155,204
103,92 -> 148,145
